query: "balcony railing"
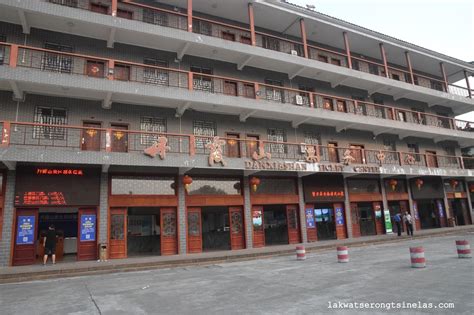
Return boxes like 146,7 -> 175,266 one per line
0,120 -> 469,170
1,42 -> 473,134
43,0 -> 474,98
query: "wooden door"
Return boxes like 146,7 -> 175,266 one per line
160,208 -> 178,255
115,64 -> 130,81
109,208 -> 127,259
246,135 -> 259,158
187,207 -> 202,253
77,208 -> 97,261
240,36 -> 252,45
350,145 -> 364,164
111,124 -> 128,153
336,100 -> 346,112
86,60 -> 105,78
331,59 -> 342,66
224,80 -> 238,96
90,3 -> 108,14
243,83 -> 255,98
226,133 -> 240,158
328,142 -> 339,163
252,206 -> 265,248
286,205 -> 301,244
323,98 -> 333,110
425,151 -> 438,168
117,9 -> 133,20
81,122 -> 101,151
222,31 -> 236,41
229,207 -> 245,250
13,209 -> 38,266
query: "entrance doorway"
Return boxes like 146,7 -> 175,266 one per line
187,206 -> 245,253
314,205 -> 336,240
388,201 -> 405,233
127,207 -> 161,256
357,203 -> 376,236
450,199 -> 471,226
417,200 -> 441,229
252,204 -> 300,246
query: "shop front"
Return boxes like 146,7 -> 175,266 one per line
444,179 -> 471,226
410,177 -> 446,229
12,165 -> 100,266
251,177 -> 301,247
384,178 -> 410,233
108,175 -> 178,259
347,178 -> 384,237
186,177 -> 245,253
303,174 -> 347,241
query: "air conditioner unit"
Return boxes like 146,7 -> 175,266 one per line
290,50 -> 298,56
295,95 -> 303,105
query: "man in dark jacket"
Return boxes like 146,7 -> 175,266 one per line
43,224 -> 57,265
393,212 -> 402,236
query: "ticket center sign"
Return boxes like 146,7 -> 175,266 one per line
80,215 -> 96,242
16,216 -> 35,245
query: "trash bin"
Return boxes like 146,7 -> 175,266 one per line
99,243 -> 108,262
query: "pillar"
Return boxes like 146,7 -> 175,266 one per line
343,32 -> 352,69
464,70 -> 472,98
248,3 -> 256,46
405,51 -> 414,84
464,181 -> 474,222
111,0 -> 117,16
299,19 -> 308,59
187,0 -> 193,32
379,43 -> 389,78
243,176 -> 253,249
380,177 -> 389,233
177,175 -> 187,254
0,171 -> 15,266
98,172 -> 108,243
343,177 -> 353,238
297,177 -> 308,243
406,178 -> 417,231
440,62 -> 448,92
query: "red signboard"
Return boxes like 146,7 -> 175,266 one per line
311,191 -> 344,198
36,168 -> 84,176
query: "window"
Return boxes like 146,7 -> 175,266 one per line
0,35 -> 6,65
383,139 -> 396,152
431,80 -> 444,91
143,58 -> 169,86
192,20 -> 212,36
191,65 -> 213,92
373,98 -> 385,118
143,9 -> 168,27
262,36 -> 280,51
297,85 -> 313,106
391,73 -> 400,81
187,178 -> 241,195
33,106 -> 68,140
264,79 -> 284,103
331,59 -> 341,66
42,42 -> 73,74
193,120 -> 216,150
140,116 -> 167,145
317,55 -> 328,63
368,63 -> 379,75
117,9 -> 133,20
443,146 -> 455,156
267,128 -> 286,155
352,59 -> 360,71
407,143 -> 420,161
304,132 -> 321,145
111,176 -> 175,195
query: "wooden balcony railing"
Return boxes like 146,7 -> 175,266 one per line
1,42 -> 472,133
0,120 -> 469,170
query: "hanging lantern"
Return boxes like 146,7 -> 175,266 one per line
469,183 -> 474,193
183,175 -> 193,192
415,178 -> 424,190
389,179 -> 398,191
449,179 -> 459,190
250,177 -> 261,192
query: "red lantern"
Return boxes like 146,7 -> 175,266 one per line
389,179 -> 398,191
449,179 -> 459,190
415,178 -> 424,190
250,177 -> 261,192
183,175 -> 193,192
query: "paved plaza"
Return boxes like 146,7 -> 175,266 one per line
0,232 -> 473,314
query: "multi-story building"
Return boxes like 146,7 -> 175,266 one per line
0,0 -> 473,266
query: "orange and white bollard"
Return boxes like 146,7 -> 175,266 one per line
296,245 -> 306,260
337,246 -> 349,263
455,240 -> 472,258
410,247 -> 426,268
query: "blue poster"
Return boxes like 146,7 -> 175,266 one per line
305,208 -> 315,228
335,207 -> 344,225
80,214 -> 96,242
436,200 -> 444,218
16,216 -> 35,245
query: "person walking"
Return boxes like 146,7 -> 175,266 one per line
43,224 -> 57,265
403,211 -> 414,237
393,212 -> 402,236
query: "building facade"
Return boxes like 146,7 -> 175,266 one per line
0,0 -> 473,266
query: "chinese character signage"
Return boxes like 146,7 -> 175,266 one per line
80,214 -> 96,242
383,210 -> 393,234
335,207 -> 344,225
16,216 -> 35,245
305,208 -> 315,228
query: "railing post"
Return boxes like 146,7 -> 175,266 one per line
464,70 -> 472,98
9,44 -> 18,68
353,100 -> 358,114
423,154 -> 428,167
254,82 -> 259,100
459,157 -> 464,169
398,152 -> 403,166
417,112 -> 422,124
379,43 -> 389,78
105,128 -> 112,152
309,93 -> 314,108
343,32 -> 352,69
448,118 -> 454,130
440,62 -> 449,92
300,18 -> 308,58
316,144 -> 320,162
107,59 -> 115,80
248,3 -> 256,46
189,135 -> 195,156
405,51 -> 414,84
188,72 -> 193,91
391,108 -> 396,120
111,0 -> 117,17
361,149 -> 366,164
187,0 -> 193,32
1,121 -> 11,148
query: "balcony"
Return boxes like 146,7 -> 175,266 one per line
1,120 -> 471,171
39,0 -> 474,100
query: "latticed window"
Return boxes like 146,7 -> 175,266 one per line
262,36 -> 280,51
143,58 -> 169,86
267,128 -> 286,154
192,20 -> 212,36
140,116 -> 167,145
193,120 -> 216,149
264,79 -> 283,103
304,132 -> 320,145
42,42 -> 73,74
33,106 -> 68,140
191,66 -> 213,92
143,9 -> 169,26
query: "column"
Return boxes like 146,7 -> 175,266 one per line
440,62 -> 448,92
243,176 -> 253,249
248,3 -> 256,46
443,180 -> 452,221
464,70 -> 472,98
187,0 -> 193,32
380,177 -> 389,233
177,175 -> 187,254
343,32 -> 352,69
99,172 -> 108,243
379,43 -> 389,78
406,178 -> 417,231
300,19 -> 308,59
297,177 -> 308,243
0,171 -> 15,266
111,0 -> 117,16
405,51 -> 414,84
464,181 -> 474,221
343,177 -> 353,238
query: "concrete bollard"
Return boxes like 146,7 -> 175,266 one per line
296,245 -> 306,260
409,247 -> 426,268
337,246 -> 349,263
455,240 -> 472,258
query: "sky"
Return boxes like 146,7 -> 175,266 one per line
287,0 -> 474,121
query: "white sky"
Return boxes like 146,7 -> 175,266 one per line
287,0 -> 474,122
